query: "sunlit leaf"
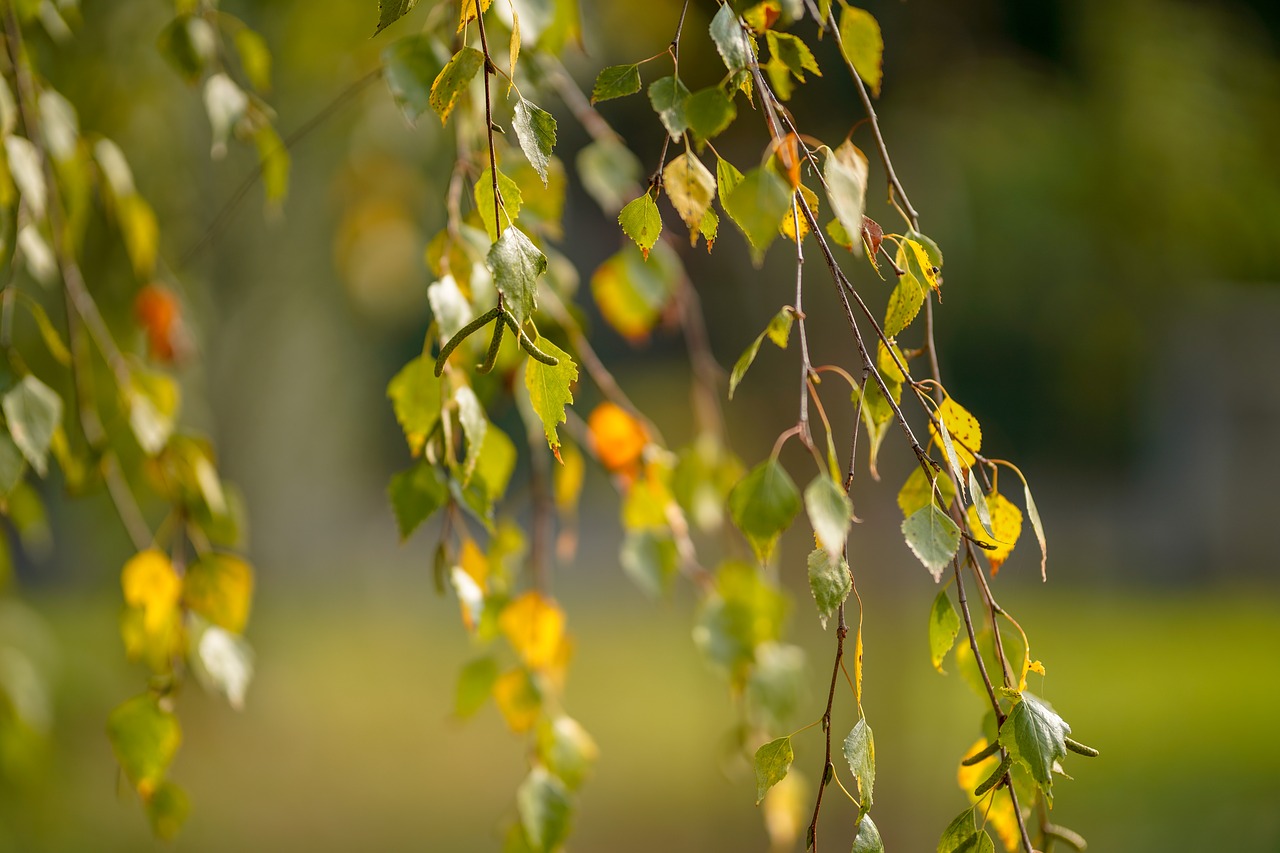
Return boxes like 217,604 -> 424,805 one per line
937,806 -> 995,853
617,193 -> 662,258
375,0 -> 418,35
145,780 -> 190,840
232,28 -> 272,92
501,590 -> 566,670
590,242 -> 680,342
2,375 -> 61,477
648,75 -> 690,140
591,64 -> 641,103
967,490 -> 1023,574
192,623 -> 254,711
728,458 -> 801,563
512,99 -> 557,186
851,814 -> 884,853
493,666 -> 541,732
128,369 -> 180,456
488,225 -> 545,327
805,474 -> 851,561
588,402 -> 648,475
806,548 -> 850,630
457,0 -> 494,32
524,337 -> 576,459
1023,478 -> 1048,581
387,354 -> 442,455
663,152 -> 716,233
537,715 -> 598,791
106,694 -> 181,796
723,167 -> 790,264
884,269 -> 925,338
473,422 -> 516,505
754,736 -> 793,803
430,46 -> 484,125
897,466 -> 956,517
766,31 -> 820,81
710,3 -> 752,72
843,718 -> 875,806
1000,693 -> 1072,801
824,141 -> 869,257
928,588 -> 961,673
183,553 -> 253,634
517,765 -> 571,853
957,740 -> 1024,852
930,395 -> 982,470
454,385 -> 488,485
694,560 -> 787,678
474,167 -> 524,242
455,655 -> 499,718
838,6 -> 884,97
685,86 -> 737,140
902,502 -> 961,582
122,550 -> 182,636
577,137 -> 643,214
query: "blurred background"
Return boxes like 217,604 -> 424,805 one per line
3,0 -> 1280,849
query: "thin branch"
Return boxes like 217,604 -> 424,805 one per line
473,8 -> 503,241
805,601 -> 848,853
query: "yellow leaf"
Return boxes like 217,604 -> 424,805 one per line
554,441 -> 585,513
853,625 -> 864,706
929,395 -> 982,470
780,183 -> 819,243
183,554 -> 254,634
958,740 -> 1022,852
493,666 -> 541,733
457,0 -> 493,32
121,550 -> 182,635
500,591 -> 565,670
966,491 -> 1023,574
459,538 -> 489,591
763,771 -> 807,851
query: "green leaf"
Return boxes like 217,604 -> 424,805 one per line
474,167 -> 524,242
524,337 -> 577,459
487,226 -> 546,327
512,99 -> 557,186
375,0 -> 418,35
765,31 -> 821,81
884,270 -> 925,338
662,152 -> 716,232
928,588 -> 961,673
145,780 -> 190,840
156,16 -> 211,84
537,715 -> 598,791
723,167 -> 791,264
106,694 -> 181,792
430,46 -> 484,125
648,75 -> 690,140
805,474 -> 851,561
591,64 -> 641,103
516,766 -> 572,853
473,423 -> 517,504
968,468 -> 996,538
824,141 -> 869,257
619,530 -> 678,599
685,86 -> 737,140
3,375 -> 61,477
745,642 -> 806,731
838,5 -> 884,97
454,385 -> 487,485
728,458 -> 801,563
716,154 -> 744,201
387,354 -> 442,454
0,433 -> 25,497
806,548 -> 850,630
897,466 -> 955,518
693,560 -> 787,677
617,193 -> 662,258
728,307 -> 792,400
710,3 -> 751,71
251,123 -> 289,207
129,369 -> 180,457
232,28 -> 272,92
753,736 -> 793,803
843,718 -> 875,806
1000,693 -> 1071,800
388,461 -> 449,540
902,502 -> 961,582
937,805 -> 995,853
1024,478 -> 1048,580
851,814 -> 884,853
382,34 -> 444,123
936,413 -> 967,500
455,656 -> 499,718
577,138 -> 642,214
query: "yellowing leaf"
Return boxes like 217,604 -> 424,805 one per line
493,666 -> 541,733
523,337 -> 577,460
617,193 -> 662,258
780,183 -> 819,243
183,553 -> 254,634
429,46 -> 484,125
457,0 -> 493,32
122,550 -> 182,635
459,537 -> 489,590
930,395 -> 982,470
838,6 -> 884,97
588,402 -> 648,475
500,591 -> 566,670
663,152 -> 716,233
966,490 -> 1023,573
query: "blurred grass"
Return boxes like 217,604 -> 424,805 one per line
2,572 -> 1277,851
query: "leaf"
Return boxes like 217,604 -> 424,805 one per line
617,193 -> 662,258
647,75 -> 690,140
192,624 -> 254,710
884,270 -> 925,338
968,469 -> 994,537
118,194 -> 159,277
805,474 -> 851,561
587,402 -> 648,474
1023,478 -> 1048,581
591,64 -> 641,103
577,138 -> 643,213
106,694 -> 181,796
589,242 -> 680,342
710,3 -> 751,71
508,7 -> 521,81
381,34 -> 444,123
897,466 -> 955,517
233,28 -> 272,92
843,718 -> 875,806
156,16 -> 211,85
183,553 -> 253,634
931,395 -> 982,470
0,433 -> 24,498
851,814 -> 884,853
488,226 -> 546,327
806,548 -> 850,630
957,740 -> 1024,852
716,154 -> 744,201
517,766 -> 571,853
388,461 -> 448,540
523,337 -> 577,459
121,550 -> 182,636
2,375 -> 61,477
145,780 -> 190,840
387,354 -> 442,454
754,736 -> 793,803
765,31 -> 820,81
430,46 -> 484,125
662,152 -> 716,232
203,73 -> 248,159
374,0 -> 418,35
723,166 -> 791,264
473,423 -> 517,504
454,385 -> 488,485
967,490 -> 1023,574
1000,693 -> 1071,800
493,666 -> 541,733
685,86 -> 737,140
15,292 -> 70,368
780,182 -> 818,243
728,308 -> 792,400
457,0 -> 494,31
537,715 -> 599,792
512,100 -> 557,186
455,655 -> 499,718
474,167 -> 524,242
252,123 -> 289,207
128,369 -> 179,456
902,502 -> 961,582
694,561 -> 787,677
620,530 -> 677,598
500,591 -> 566,670
824,141 -> 869,257
746,642 -> 807,731
937,806 -> 995,853
928,588 -> 961,673
728,458 -> 801,563
838,5 -> 884,97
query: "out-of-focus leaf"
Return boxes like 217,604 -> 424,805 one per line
455,655 -> 499,718
577,138 -> 642,214
2,375 -> 60,477
192,624 -> 254,710
754,736 -> 793,803
500,590 -> 566,670
589,241 -> 680,342
723,167 -> 791,264
537,715 -> 598,791
728,458 -> 801,563
619,530 -> 678,599
106,694 -> 181,796
183,553 -> 253,634
145,780 -> 190,840
382,34 -> 445,123
387,354 -> 442,455
121,550 -> 182,636
729,307 -> 792,399
493,666 -> 541,733
388,461 -> 448,540
517,765 -> 571,853
838,6 -> 884,97
128,369 -> 180,456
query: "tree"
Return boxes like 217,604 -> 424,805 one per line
0,0 -> 1097,850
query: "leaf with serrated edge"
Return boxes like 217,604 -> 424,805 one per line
805,474 -> 851,561
710,3 -> 751,71
928,588 -> 961,673
901,502 -> 961,582
512,100 -> 557,186
524,338 -> 577,460
429,46 -> 484,125
806,548 -> 850,630
843,719 -> 875,806
1000,693 -> 1071,801
754,736 -> 793,803
663,152 -> 716,232
824,141 -> 869,257
487,225 -> 545,327
884,270 -> 924,337
374,0 -> 418,35
591,64 -> 641,103
851,814 -> 884,853
648,75 -> 690,140
618,194 -> 662,257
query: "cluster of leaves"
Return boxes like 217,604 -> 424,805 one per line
0,0 -> 270,838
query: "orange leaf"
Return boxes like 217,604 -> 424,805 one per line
587,402 -> 648,476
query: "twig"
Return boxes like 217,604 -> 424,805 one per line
805,601 -> 847,852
